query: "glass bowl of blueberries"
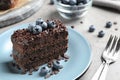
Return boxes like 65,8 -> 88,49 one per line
53,0 -> 92,19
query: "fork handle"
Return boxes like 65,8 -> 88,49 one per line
91,63 -> 105,80
99,62 -> 109,80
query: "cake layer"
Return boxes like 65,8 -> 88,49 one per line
12,28 -> 68,54
13,48 -> 67,70
13,46 -> 67,63
13,40 -> 68,56
13,38 -> 68,54
11,29 -> 68,46
13,44 -> 67,64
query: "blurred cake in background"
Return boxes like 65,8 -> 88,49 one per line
0,0 -> 18,10
0,0 -> 29,11
0,0 -> 43,28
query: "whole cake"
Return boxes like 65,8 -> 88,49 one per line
0,0 -> 17,10
11,19 -> 68,74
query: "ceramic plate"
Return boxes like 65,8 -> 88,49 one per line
0,24 -> 92,80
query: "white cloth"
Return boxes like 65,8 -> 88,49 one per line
93,0 -> 120,11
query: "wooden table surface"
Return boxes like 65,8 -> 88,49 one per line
0,0 -> 120,80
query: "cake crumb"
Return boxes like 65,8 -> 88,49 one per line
34,66 -> 39,71
65,59 -> 68,62
10,54 -> 13,57
16,65 -> 21,70
22,70 -> 27,74
64,54 -> 69,59
54,70 -> 59,75
51,72 -> 54,75
29,69 -> 33,75
12,62 -> 16,67
57,55 -> 63,60
45,74 -> 51,79
47,61 -> 53,68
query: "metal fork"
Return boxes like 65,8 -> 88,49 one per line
91,35 -> 120,80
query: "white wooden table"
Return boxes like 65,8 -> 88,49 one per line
0,0 -> 120,80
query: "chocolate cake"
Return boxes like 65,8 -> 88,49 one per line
0,0 -> 17,10
11,19 -> 68,74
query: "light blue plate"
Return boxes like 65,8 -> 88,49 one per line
0,24 -> 92,80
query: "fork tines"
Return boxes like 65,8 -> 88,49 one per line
110,36 -> 118,52
105,35 -> 113,50
105,35 -> 120,53
115,37 -> 120,52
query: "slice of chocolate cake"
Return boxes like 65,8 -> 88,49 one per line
11,19 -> 68,74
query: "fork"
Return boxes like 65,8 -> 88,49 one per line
91,35 -> 120,80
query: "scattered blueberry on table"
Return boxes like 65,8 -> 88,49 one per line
50,0 -> 54,5
115,28 -> 118,31
113,21 -> 117,25
98,30 -> 105,38
80,21 -> 83,24
88,25 -> 95,32
105,21 -> 112,28
71,26 -> 74,28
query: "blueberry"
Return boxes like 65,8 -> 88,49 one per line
78,2 -> 83,5
77,0 -> 89,4
36,18 -> 44,25
61,0 -> 69,5
88,25 -> 95,32
50,0 -> 54,5
106,21 -> 112,28
98,30 -> 105,38
36,18 -> 48,30
40,67 -> 50,76
53,60 -> 63,69
83,0 -> 89,4
77,0 -> 81,3
77,0 -> 83,4
41,22 -> 48,30
69,0 -> 77,5
33,25 -> 42,34
47,21 -> 56,28
28,24 -> 34,32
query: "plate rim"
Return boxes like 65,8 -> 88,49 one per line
68,28 -> 92,79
